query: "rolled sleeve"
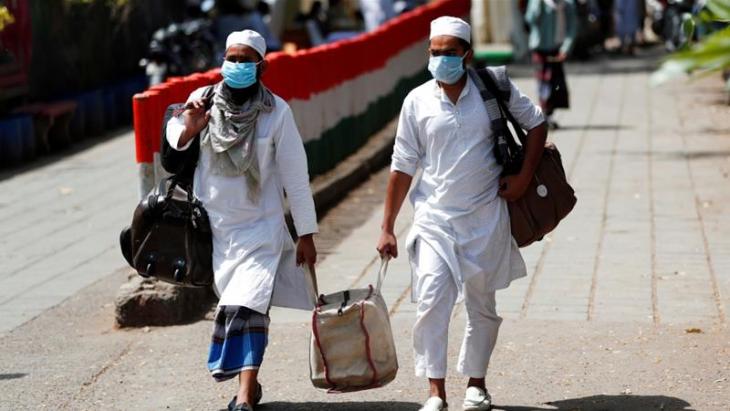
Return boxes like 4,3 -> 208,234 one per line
507,80 -> 545,131
166,116 -> 194,151
165,87 -> 208,151
275,104 -> 318,237
390,100 -> 422,176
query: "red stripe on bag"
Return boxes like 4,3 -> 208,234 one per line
360,285 -> 379,388
311,310 -> 336,389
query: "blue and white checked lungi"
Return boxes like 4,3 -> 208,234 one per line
207,305 -> 270,382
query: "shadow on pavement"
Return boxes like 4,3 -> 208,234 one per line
255,402 -> 421,411
0,373 -> 28,381
494,394 -> 693,411
700,127 -> 730,136
555,124 -> 632,131
615,149 -> 730,161
220,395 -> 694,411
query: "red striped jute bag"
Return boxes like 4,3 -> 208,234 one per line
309,258 -> 398,392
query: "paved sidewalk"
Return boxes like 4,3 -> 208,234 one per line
1,52 -> 729,410
0,130 -> 138,333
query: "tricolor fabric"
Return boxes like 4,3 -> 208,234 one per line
132,0 -> 470,194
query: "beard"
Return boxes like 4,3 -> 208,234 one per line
224,77 -> 260,104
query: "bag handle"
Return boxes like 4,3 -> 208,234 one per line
375,256 -> 390,294
305,264 -> 320,305
182,84 -> 216,112
307,256 -> 390,305
156,176 -> 196,203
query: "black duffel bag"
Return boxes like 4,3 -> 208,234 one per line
120,177 -> 213,287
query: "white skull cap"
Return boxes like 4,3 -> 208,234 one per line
226,30 -> 266,58
429,16 -> 471,44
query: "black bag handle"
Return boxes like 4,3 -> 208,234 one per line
155,176 -> 195,204
182,84 -> 216,112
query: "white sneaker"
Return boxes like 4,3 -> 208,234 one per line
419,396 -> 448,411
462,386 -> 491,410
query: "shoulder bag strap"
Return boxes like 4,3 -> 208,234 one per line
468,68 -> 508,136
477,69 -> 529,146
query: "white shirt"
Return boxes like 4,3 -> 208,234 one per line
359,0 -> 396,31
167,86 -> 318,313
391,76 -> 544,297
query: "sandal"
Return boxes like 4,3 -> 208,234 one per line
227,383 -> 263,411
254,382 -> 263,405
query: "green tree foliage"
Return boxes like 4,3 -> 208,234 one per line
0,3 -> 15,32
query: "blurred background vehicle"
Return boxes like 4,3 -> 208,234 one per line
140,17 -> 219,86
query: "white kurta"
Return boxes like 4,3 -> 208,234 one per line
167,86 -> 318,314
391,77 -> 545,300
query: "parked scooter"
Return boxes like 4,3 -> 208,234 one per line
649,0 -> 696,51
139,18 -> 220,87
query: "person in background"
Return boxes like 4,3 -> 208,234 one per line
636,0 -> 647,45
214,0 -> 282,54
327,0 -> 364,32
614,0 -> 641,54
596,0 -> 614,43
359,0 -> 396,31
303,0 -> 328,46
394,0 -> 428,14
525,0 -> 577,129
165,30 -> 318,411
305,0 -> 363,46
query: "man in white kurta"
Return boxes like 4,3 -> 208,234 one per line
166,30 -> 317,411
377,17 -> 547,411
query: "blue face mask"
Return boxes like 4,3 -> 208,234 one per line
428,55 -> 465,85
221,60 -> 258,89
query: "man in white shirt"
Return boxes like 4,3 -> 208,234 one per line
359,0 -> 396,31
376,17 -> 547,411
166,30 -> 317,411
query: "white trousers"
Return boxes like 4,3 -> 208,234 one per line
412,240 -> 503,379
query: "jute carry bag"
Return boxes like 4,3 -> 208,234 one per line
469,67 -> 577,247
309,258 -> 398,392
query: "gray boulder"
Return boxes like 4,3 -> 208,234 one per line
115,273 -> 216,328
